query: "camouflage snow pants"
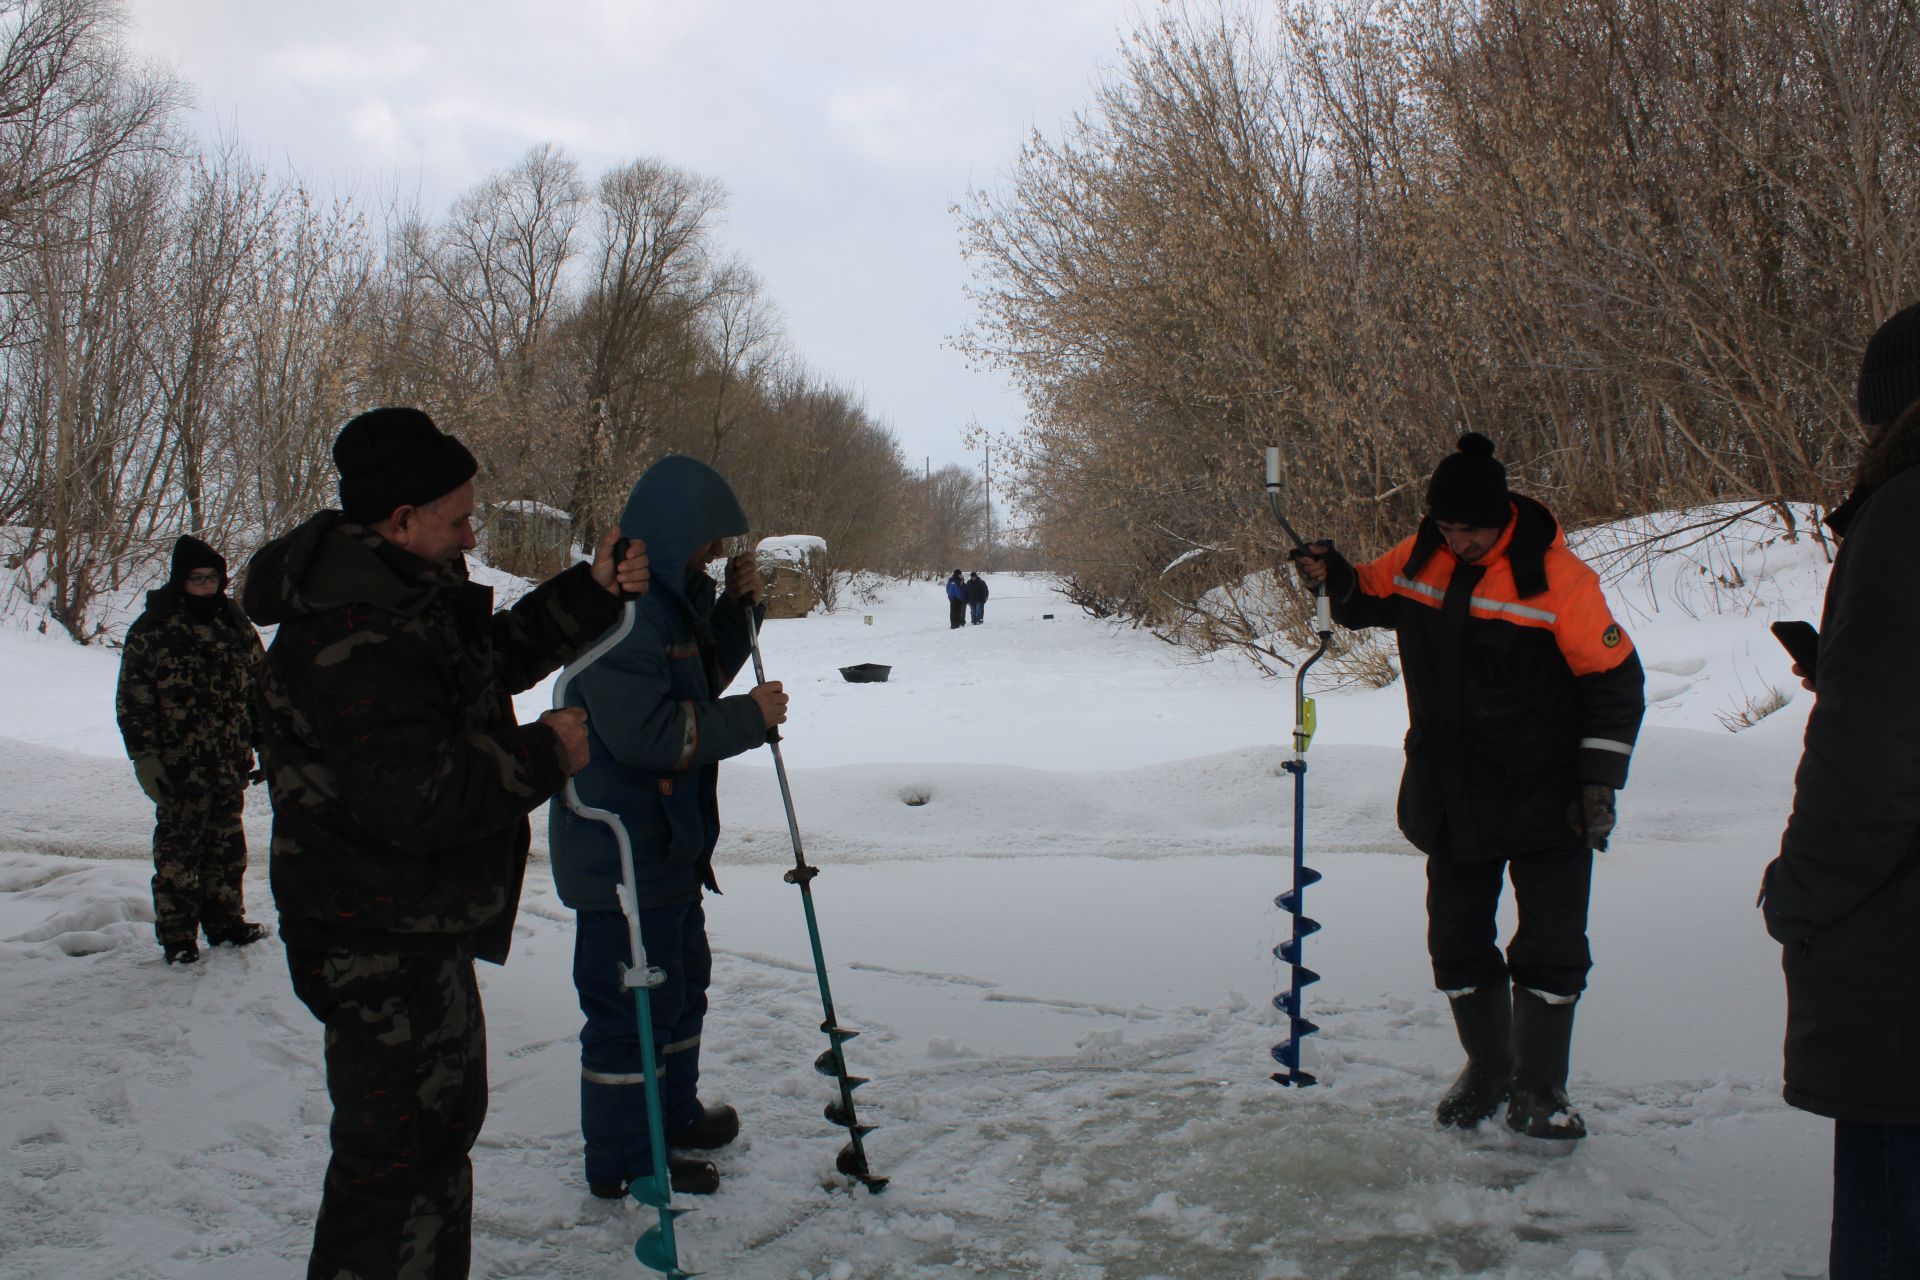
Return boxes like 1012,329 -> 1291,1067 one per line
150,772 -> 248,946
288,947 -> 488,1280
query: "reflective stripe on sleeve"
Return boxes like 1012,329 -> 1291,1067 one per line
1471,596 -> 1556,623
1579,737 -> 1634,755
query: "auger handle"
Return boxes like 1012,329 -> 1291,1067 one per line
1266,447 -> 1333,628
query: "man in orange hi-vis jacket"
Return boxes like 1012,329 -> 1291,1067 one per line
1295,433 -> 1645,1141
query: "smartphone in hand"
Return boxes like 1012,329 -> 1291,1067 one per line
1770,620 -> 1819,675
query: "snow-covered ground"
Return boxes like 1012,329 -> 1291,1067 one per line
0,509 -> 1840,1278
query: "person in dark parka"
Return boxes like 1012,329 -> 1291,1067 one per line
1763,301 -> 1920,1280
946,569 -> 967,629
966,571 -> 989,624
116,535 -> 267,965
549,454 -> 789,1199
244,406 -> 645,1280
1296,434 -> 1644,1141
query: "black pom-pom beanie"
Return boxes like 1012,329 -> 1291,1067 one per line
1426,433 -> 1511,528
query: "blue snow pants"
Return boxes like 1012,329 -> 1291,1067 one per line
574,903 -> 710,1186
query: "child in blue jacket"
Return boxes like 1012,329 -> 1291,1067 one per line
549,455 -> 787,1197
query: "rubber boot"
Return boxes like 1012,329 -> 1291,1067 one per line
1435,979 -> 1512,1129
1506,986 -> 1585,1140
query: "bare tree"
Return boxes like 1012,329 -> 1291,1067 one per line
961,0 -> 1920,649
563,157 -> 725,539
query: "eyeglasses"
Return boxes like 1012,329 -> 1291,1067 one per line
184,571 -> 221,586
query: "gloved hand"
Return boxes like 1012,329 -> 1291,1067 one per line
1568,783 -> 1616,851
247,766 -> 268,787
1288,540 -> 1354,597
133,754 -> 170,804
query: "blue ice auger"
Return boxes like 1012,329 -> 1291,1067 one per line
1265,447 -> 1333,1088
741,590 -> 888,1194
553,554 -> 697,1279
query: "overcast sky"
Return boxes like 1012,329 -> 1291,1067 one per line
119,0 -> 1148,477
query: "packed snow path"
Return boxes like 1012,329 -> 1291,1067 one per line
0,541 -> 1838,1277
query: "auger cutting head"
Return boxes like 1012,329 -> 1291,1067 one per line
628,1178 -> 697,1276
836,1142 -> 891,1193
634,1216 -> 699,1278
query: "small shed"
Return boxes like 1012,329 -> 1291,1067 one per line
487,500 -> 574,579
755,534 -> 828,619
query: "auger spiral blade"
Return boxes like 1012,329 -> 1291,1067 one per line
627,1175 -> 672,1210
836,1143 -> 891,1191
635,1214 -> 699,1278
821,1022 -> 860,1045
825,1099 -> 878,1130
813,1050 -> 870,1084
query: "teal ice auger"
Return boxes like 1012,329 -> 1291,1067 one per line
1265,447 -> 1332,1088
740,582 -> 888,1193
553,551 -> 697,1279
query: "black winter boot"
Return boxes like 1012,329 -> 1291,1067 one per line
1506,986 -> 1585,1140
1435,980 -> 1512,1129
672,1102 -> 740,1151
163,940 -> 199,965
589,1154 -> 721,1200
205,921 -> 267,948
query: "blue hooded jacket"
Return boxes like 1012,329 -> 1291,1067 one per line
548,456 -> 770,911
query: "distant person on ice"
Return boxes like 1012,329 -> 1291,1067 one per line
1763,300 -> 1920,1278
242,406 -> 647,1280
549,455 -> 788,1199
115,534 -> 268,966
966,570 -> 989,624
1294,433 -> 1645,1141
946,568 -> 967,629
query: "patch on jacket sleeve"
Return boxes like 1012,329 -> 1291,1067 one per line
1602,624 -> 1623,648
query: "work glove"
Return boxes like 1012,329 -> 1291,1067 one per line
133,754 -> 170,805
1568,783 -> 1616,852
247,766 -> 268,787
1288,540 -> 1355,598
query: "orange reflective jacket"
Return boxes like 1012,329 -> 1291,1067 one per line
1329,495 -> 1644,861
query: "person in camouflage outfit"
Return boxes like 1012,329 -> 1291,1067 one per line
243,407 -> 648,1280
116,534 -> 267,965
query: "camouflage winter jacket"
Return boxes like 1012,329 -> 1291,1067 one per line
115,588 -> 264,783
242,511 -> 621,964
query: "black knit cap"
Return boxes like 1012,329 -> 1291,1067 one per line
1859,301 -> 1920,428
332,407 -> 478,525
1426,433 -> 1511,528
168,535 -> 226,591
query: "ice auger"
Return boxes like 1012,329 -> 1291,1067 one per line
1265,447 -> 1332,1088
553,550 -> 697,1279
740,570 -> 889,1193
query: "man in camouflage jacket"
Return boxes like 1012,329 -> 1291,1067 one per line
116,534 -> 267,965
243,407 -> 647,1280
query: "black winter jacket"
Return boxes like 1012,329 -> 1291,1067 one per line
243,512 -> 620,964
1328,496 -> 1645,861
1764,407 -> 1920,1125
